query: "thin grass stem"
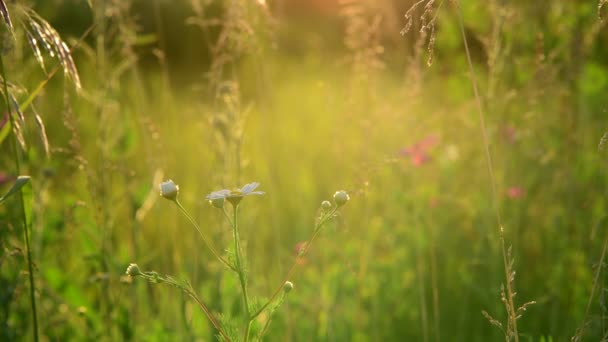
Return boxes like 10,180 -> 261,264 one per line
0,52 -> 39,342
454,2 -> 518,340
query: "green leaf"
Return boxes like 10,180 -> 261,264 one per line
0,118 -> 9,145
0,175 -> 31,205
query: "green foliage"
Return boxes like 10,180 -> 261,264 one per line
1,0 -> 608,341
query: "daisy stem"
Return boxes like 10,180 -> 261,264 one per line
174,200 -> 236,272
230,205 -> 251,342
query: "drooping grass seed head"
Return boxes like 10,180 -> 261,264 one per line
159,180 -> 179,201
283,281 -> 294,293
333,190 -> 350,207
321,200 -> 332,210
126,263 -> 141,277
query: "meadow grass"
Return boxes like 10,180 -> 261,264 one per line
1,0 -> 608,341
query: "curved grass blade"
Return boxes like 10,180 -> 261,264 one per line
0,175 -> 31,205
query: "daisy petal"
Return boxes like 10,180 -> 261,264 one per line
241,182 -> 260,194
206,189 -> 230,200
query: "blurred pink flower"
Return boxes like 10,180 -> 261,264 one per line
0,171 -> 12,186
399,134 -> 439,167
429,197 -> 439,208
501,125 -> 518,144
506,186 -> 525,199
294,241 -> 307,255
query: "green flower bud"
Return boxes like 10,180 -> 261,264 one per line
77,306 -> 87,316
321,200 -> 332,210
126,263 -> 141,277
209,197 -> 225,208
333,190 -> 350,207
283,281 -> 294,293
159,180 -> 179,201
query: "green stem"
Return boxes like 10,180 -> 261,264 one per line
257,293 -> 286,340
140,273 -> 231,342
0,52 -> 39,342
230,205 -> 251,342
174,200 -> 236,272
454,1 -> 518,340
250,207 -> 337,320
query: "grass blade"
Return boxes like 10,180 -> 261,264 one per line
0,175 -> 30,205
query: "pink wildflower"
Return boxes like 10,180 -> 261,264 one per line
399,134 -> 439,167
501,125 -> 518,144
0,172 -> 12,186
506,186 -> 524,199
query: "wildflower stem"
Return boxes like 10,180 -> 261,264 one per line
222,207 -> 234,227
174,200 -> 236,272
251,208 -> 338,320
0,53 -> 40,342
230,205 -> 251,341
139,273 -> 231,342
258,292 -> 286,340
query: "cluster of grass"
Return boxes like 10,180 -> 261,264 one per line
1,0 -> 608,341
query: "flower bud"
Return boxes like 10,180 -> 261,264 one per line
159,180 -> 179,201
209,197 -> 225,209
283,281 -> 294,293
126,263 -> 141,277
321,200 -> 332,210
77,306 -> 87,316
333,190 -> 350,207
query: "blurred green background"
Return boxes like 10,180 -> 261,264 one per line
1,0 -> 608,340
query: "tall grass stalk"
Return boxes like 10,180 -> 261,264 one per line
0,53 -> 39,342
454,1 -> 519,340
572,229 -> 608,340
